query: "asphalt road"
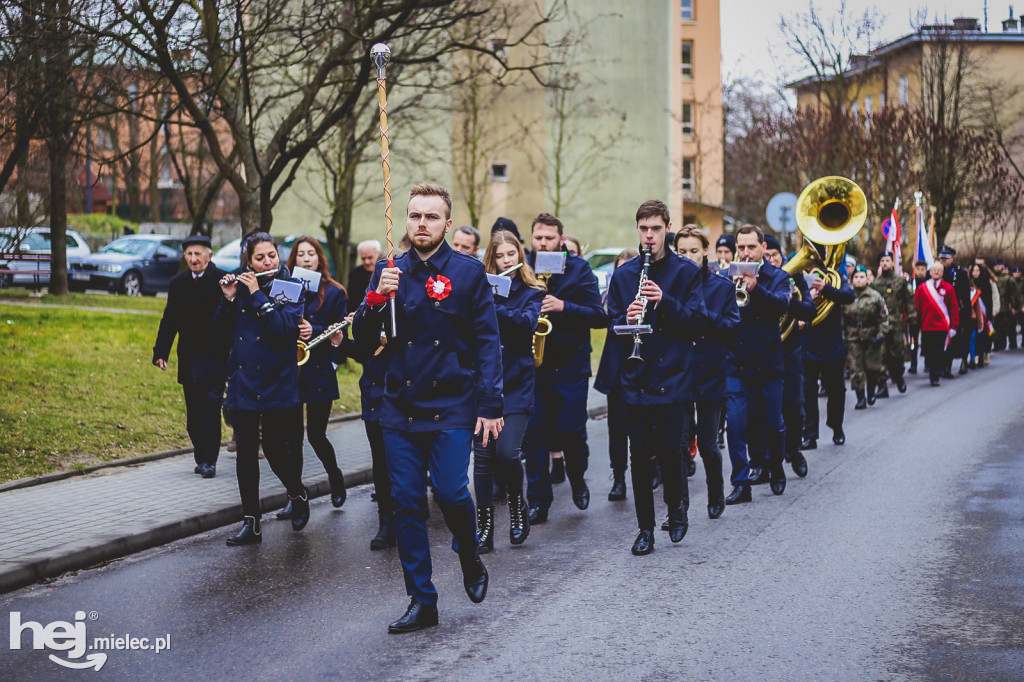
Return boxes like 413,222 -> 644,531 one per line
4,354 -> 1024,680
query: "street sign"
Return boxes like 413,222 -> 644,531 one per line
766,192 -> 799,234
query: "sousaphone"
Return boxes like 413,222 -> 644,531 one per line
780,176 -> 866,340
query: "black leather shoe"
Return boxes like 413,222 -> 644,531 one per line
527,505 -> 548,524
631,529 -> 655,555
668,509 -> 688,543
746,467 -> 769,486
942,370 -> 955,379
908,366 -> 917,374
370,511 -> 396,550
725,486 -> 751,505
896,378 -> 907,393
832,428 -> 845,445
686,457 -> 696,477
200,464 -> 216,479
660,517 -> 670,530
476,506 -> 494,554
570,480 -> 590,510
193,465 -> 203,475
959,362 -> 969,375
387,599 -> 438,634
276,500 -> 294,520
550,457 -> 566,484
707,497 -> 725,519
801,437 -> 817,450
290,490 -> 310,531
608,471 -> 627,501
875,383 -> 890,399
330,469 -> 347,508
930,376 -> 941,386
770,466 -> 786,495
855,389 -> 867,410
460,550 -> 488,603
226,516 -> 262,546
790,452 -> 808,478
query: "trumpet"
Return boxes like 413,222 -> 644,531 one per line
625,246 -> 653,371
297,320 -> 350,366
735,278 -> 749,307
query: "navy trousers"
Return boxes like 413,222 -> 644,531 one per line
726,375 -> 784,487
693,401 -> 725,502
626,403 -> 690,531
473,413 -> 529,508
522,377 -> 590,509
606,385 -> 628,473
382,428 -> 477,607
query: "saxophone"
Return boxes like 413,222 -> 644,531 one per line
532,273 -> 553,367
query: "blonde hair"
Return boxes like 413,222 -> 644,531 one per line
483,230 -> 546,291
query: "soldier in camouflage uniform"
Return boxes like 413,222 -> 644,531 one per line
991,260 -> 1021,351
870,252 -> 917,396
844,267 -> 890,410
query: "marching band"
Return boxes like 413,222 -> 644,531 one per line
156,169 -> 990,634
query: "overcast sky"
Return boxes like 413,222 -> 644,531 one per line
720,0 -> 1006,85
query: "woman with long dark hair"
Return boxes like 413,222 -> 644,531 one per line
217,233 -> 311,545
275,237 -> 349,519
473,230 -> 546,551
966,263 -> 990,369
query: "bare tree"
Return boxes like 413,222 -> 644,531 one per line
779,0 -> 884,112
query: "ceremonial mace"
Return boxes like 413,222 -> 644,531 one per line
371,43 -> 397,338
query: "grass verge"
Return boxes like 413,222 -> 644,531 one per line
0,299 -> 362,483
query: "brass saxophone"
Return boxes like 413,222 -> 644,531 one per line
532,273 -> 553,367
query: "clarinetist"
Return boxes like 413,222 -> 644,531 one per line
595,200 -> 706,556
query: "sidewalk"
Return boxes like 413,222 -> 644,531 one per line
0,384 -> 608,593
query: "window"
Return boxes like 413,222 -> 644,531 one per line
898,76 -> 908,106
155,242 -> 180,259
681,41 -> 693,79
490,39 -> 506,59
681,157 -> 695,192
681,101 -> 695,136
680,0 -> 694,21
490,163 -> 509,182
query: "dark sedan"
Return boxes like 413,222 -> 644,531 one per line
69,235 -> 183,295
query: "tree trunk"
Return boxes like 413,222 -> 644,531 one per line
46,136 -> 70,295
148,130 -> 161,222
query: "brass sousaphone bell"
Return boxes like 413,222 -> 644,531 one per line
780,176 -> 866,340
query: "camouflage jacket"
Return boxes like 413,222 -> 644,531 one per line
994,273 -> 1022,311
843,285 -> 890,342
870,271 -> 917,332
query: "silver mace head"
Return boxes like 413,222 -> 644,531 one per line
370,43 -> 391,79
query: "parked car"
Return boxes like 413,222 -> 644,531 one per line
68,234 -> 183,295
0,227 -> 91,288
212,234 -> 334,274
584,247 -> 626,271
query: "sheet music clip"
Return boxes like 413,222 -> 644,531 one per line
486,273 -> 512,298
292,266 -> 321,293
534,251 -> 566,276
269,278 -> 303,303
613,324 -> 652,336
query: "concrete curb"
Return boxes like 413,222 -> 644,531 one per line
0,412 -> 364,494
0,467 -> 373,594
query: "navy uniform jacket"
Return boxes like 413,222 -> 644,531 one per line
943,264 -> 972,316
352,240 -> 503,432
215,266 -> 304,411
727,260 -> 791,379
527,251 -> 607,385
495,277 -> 545,416
299,283 -> 347,404
689,266 -> 741,403
802,267 -> 856,363
783,271 -> 817,371
595,252 -> 706,405
340,317 -> 386,422
152,265 -> 229,385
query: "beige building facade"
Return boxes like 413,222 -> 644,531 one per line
273,0 -> 725,256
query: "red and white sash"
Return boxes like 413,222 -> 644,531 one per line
925,279 -> 953,348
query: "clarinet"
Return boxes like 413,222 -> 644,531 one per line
625,246 -> 653,371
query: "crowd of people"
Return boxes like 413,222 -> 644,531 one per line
151,182 -> 1023,633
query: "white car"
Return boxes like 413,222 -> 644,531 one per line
0,227 -> 92,288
